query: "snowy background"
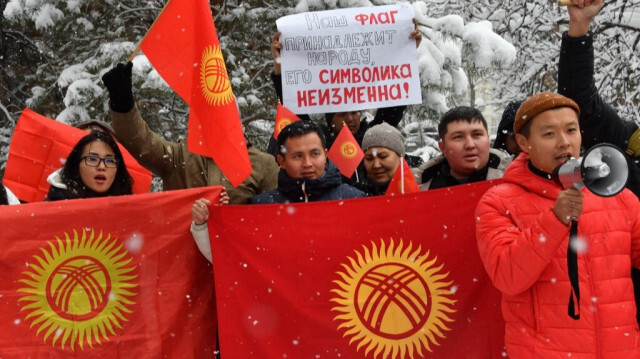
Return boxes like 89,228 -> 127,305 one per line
0,0 -> 638,179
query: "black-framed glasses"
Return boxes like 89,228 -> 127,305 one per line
81,156 -> 118,168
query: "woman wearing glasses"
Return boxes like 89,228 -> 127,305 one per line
46,131 -> 133,200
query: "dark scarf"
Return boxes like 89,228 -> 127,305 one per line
276,160 -> 344,202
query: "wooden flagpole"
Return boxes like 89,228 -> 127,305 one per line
128,0 -> 174,62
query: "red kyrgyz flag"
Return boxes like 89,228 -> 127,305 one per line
209,180 -> 506,358
0,186 -> 222,358
4,109 -> 152,203
385,157 -> 420,196
327,126 -> 364,177
139,0 -> 251,187
273,103 -> 301,139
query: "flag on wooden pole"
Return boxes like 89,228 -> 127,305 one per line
138,0 -> 251,187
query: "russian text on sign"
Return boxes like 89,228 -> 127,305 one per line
276,2 -> 422,114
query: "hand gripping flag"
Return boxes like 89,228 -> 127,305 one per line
273,103 -> 301,140
0,186 -> 222,358
4,109 -> 152,202
139,0 -> 251,187
385,157 -> 420,196
327,126 -> 364,178
209,180 -> 506,358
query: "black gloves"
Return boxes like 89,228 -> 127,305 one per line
102,62 -> 134,113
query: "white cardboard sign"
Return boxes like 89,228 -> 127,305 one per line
276,3 -> 422,114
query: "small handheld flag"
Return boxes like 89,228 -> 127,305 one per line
274,103 -> 301,139
327,126 -> 364,178
385,157 -> 420,196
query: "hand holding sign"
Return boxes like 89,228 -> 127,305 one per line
272,31 -> 284,75
411,18 -> 422,48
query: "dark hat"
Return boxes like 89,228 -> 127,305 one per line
493,100 -> 522,151
324,112 -> 336,127
514,92 -> 580,134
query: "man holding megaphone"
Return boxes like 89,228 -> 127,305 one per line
476,92 -> 640,358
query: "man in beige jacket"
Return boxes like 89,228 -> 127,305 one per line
102,62 -> 278,204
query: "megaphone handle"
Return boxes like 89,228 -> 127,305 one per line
567,220 -> 581,320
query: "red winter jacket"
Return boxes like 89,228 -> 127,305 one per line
476,153 -> 640,358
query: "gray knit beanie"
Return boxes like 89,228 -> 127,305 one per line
362,123 -> 405,156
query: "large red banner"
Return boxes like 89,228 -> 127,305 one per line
210,180 -> 506,358
0,186 -> 221,358
4,109 -> 152,202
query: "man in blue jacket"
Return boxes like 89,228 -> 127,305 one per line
251,121 -> 364,204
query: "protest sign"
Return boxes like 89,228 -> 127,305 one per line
276,3 -> 422,114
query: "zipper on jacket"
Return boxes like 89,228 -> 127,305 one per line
531,286 -> 539,332
302,182 -> 308,203
582,253 -> 600,355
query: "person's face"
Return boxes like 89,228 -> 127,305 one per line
331,111 -> 361,135
516,107 -> 581,174
277,133 -> 327,179
364,147 -> 401,184
438,120 -> 490,179
79,140 -> 118,194
505,134 -> 521,155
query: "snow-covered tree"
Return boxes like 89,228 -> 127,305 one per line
0,0 -> 637,173
436,0 -> 639,122
1,0 -> 189,174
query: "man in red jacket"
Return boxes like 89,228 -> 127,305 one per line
476,92 -> 640,358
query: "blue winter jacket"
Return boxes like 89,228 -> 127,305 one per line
250,160 -> 364,204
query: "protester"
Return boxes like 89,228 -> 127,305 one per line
492,100 -> 523,155
558,0 -> 640,327
267,21 -> 422,158
191,190 -> 229,263
45,119 -> 120,198
357,123 -> 406,196
46,131 -> 133,200
251,121 -> 364,203
476,91 -> 640,358
0,181 -> 20,205
414,106 -> 511,190
101,62 -> 279,204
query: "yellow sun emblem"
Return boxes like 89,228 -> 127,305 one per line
17,229 -> 138,350
199,45 -> 234,106
277,118 -> 293,132
331,239 -> 456,359
340,141 -> 358,159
